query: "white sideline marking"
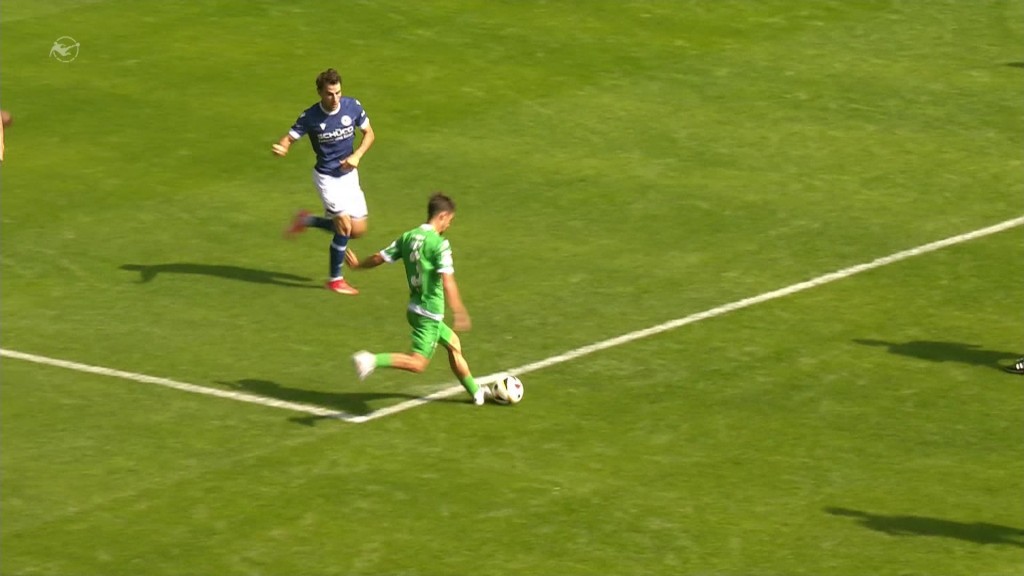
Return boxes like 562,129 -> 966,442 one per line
349,215 -> 1024,423
0,349 -> 354,420
2,216 -> 1022,423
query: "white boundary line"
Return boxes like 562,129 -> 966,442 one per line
348,215 -> 1024,423
2,216 -> 1022,423
0,348 -> 355,421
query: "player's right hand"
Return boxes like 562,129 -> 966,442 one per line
340,153 -> 361,170
453,310 -> 471,332
271,143 -> 288,156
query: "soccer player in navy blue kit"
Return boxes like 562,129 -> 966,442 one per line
273,68 -> 376,295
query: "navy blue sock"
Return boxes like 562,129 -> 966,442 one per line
329,233 -> 349,279
309,216 -> 334,231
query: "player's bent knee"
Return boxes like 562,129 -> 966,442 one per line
333,214 -> 352,236
349,218 -> 368,238
409,354 -> 430,373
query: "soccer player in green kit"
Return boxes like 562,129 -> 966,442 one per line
350,193 -> 490,405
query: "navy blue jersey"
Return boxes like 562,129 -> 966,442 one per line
288,97 -> 369,177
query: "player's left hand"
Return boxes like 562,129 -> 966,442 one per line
344,246 -> 359,268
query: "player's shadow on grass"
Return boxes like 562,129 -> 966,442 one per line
853,339 -> 1018,372
825,507 -> 1024,548
220,378 -> 464,424
120,263 -> 319,289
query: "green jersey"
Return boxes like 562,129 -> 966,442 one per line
380,224 -> 454,321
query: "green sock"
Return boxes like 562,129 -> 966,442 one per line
459,374 -> 479,395
374,353 -> 392,368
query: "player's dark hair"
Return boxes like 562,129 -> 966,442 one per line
316,68 -> 343,91
427,193 -> 456,219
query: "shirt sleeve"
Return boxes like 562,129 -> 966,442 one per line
380,238 -> 403,263
288,112 -> 308,140
354,100 -> 370,130
437,239 -> 454,274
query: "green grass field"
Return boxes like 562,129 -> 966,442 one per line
2,1 -> 1023,574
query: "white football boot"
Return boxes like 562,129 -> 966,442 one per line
473,384 -> 494,406
352,351 -> 376,381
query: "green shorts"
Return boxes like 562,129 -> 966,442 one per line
407,311 -> 454,359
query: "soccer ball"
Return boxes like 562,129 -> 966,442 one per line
491,374 -> 524,405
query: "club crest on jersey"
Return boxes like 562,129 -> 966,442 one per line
341,115 -> 353,127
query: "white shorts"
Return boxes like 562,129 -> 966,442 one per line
311,168 -> 368,219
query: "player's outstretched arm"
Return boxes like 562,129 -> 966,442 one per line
442,273 -> 471,332
352,252 -> 386,270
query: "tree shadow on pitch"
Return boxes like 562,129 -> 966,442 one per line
853,339 -> 1018,372
826,507 -> 1024,548
120,263 -> 319,289
220,379 -> 465,425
